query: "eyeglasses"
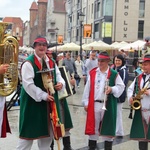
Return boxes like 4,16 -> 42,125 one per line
36,43 -> 47,47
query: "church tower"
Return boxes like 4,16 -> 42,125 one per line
37,0 -> 48,36
29,1 -> 38,29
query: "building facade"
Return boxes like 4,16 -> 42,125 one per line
46,0 -> 66,44
65,0 -> 150,44
23,21 -> 30,46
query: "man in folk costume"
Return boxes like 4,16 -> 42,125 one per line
0,64 -> 11,138
128,54 -> 150,150
82,51 -> 125,150
46,50 -> 74,150
16,36 -> 66,150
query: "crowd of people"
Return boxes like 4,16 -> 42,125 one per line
1,36 -> 150,150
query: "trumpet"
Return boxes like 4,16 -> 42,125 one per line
102,79 -> 109,110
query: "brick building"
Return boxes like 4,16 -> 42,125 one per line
3,17 -> 23,46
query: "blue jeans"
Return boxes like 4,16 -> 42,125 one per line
76,78 -> 81,86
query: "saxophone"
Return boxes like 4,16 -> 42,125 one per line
0,22 -> 19,96
131,78 -> 150,110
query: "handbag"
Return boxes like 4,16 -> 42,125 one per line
74,73 -> 80,79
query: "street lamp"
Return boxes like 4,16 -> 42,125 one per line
55,27 -> 59,54
79,12 -> 85,60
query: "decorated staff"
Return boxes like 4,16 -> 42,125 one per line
39,57 -> 65,150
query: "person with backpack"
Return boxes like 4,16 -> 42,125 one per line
111,54 -> 129,138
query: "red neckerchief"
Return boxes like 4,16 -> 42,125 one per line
34,55 -> 54,70
34,55 -> 42,70
138,73 -> 144,88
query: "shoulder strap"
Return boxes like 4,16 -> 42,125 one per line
133,76 -> 138,96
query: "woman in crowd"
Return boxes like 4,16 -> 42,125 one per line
111,54 -> 129,138
75,55 -> 84,88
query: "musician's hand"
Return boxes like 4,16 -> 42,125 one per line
105,86 -> 112,94
0,64 -> 9,74
84,106 -> 88,112
54,82 -> 63,91
47,95 -> 54,102
129,97 -> 133,104
144,90 -> 150,96
70,78 -> 75,86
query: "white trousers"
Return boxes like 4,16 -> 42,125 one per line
89,102 -> 114,141
0,97 -> 5,137
16,122 -> 53,150
116,103 -> 124,136
16,136 -> 53,150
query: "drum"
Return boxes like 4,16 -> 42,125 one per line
58,66 -> 73,99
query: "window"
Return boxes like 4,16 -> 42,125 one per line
76,28 -> 79,41
94,23 -> 99,39
102,0 -> 113,16
138,20 -> 144,39
95,2 -> 101,19
91,3 -> 93,18
139,0 -> 145,18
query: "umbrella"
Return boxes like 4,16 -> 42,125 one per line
58,42 -> 80,51
114,41 -> 129,49
110,42 -> 119,50
83,41 -> 112,50
48,45 -> 62,51
119,40 -> 146,51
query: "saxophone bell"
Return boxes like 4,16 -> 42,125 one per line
131,78 -> 150,110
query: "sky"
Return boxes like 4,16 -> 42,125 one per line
0,0 -> 36,22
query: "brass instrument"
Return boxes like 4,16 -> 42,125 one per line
131,79 -> 150,110
102,79 -> 109,110
0,22 -> 19,96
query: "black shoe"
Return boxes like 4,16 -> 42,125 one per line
63,136 -> 74,150
72,88 -> 76,94
116,136 -> 123,139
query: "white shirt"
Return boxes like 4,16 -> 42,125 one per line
21,53 -> 65,102
127,74 -> 150,109
82,67 -> 125,106
85,58 -> 98,77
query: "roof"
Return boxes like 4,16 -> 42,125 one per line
54,0 -> 66,13
3,17 -> 23,24
30,1 -> 38,10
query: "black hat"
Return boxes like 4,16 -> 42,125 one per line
141,54 -> 150,62
33,36 -> 48,48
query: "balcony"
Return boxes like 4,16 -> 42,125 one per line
47,28 -> 55,34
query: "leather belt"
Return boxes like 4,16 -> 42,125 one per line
142,109 -> 150,112
95,100 -> 104,103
